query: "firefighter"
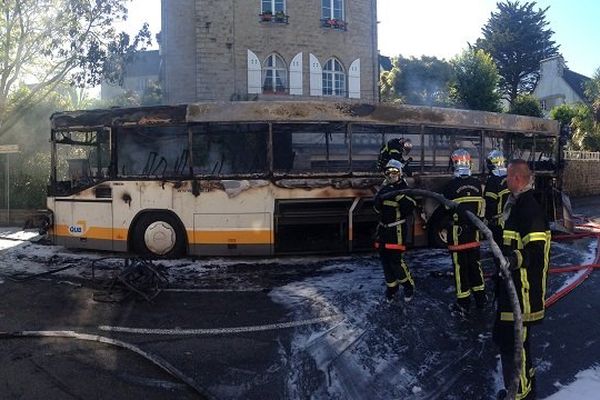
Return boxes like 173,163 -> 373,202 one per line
484,149 -> 510,248
374,159 -> 416,302
442,149 -> 486,317
377,138 -> 413,175
494,159 -> 550,400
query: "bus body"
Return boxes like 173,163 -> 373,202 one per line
47,101 -> 563,257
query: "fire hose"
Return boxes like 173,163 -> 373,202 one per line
390,188 -> 523,400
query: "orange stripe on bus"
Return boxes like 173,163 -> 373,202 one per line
191,230 -> 272,245
54,225 -> 128,241
53,225 -> 272,245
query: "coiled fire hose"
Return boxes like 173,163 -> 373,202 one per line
390,188 -> 523,400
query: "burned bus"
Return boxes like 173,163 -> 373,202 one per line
46,101 -> 563,257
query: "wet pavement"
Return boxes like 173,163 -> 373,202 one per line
0,196 -> 599,399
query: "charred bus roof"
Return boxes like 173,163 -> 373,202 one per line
51,101 -> 559,136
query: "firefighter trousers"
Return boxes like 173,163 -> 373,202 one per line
379,249 -> 414,290
493,319 -> 536,400
449,247 -> 485,307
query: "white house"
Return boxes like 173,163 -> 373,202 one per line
533,55 -> 591,114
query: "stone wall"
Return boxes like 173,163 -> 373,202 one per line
162,0 -> 378,103
562,160 -> 600,197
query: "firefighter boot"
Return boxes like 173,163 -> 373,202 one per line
474,291 -> 487,309
450,298 -> 470,319
385,285 -> 399,302
403,283 -> 414,302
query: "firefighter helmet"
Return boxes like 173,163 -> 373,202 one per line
451,148 -> 472,177
486,149 -> 507,176
384,159 -> 403,181
388,138 -> 412,156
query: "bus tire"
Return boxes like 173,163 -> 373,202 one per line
132,212 -> 186,258
427,207 -> 450,249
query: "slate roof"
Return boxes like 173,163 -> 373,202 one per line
379,55 -> 393,72
563,68 -> 591,102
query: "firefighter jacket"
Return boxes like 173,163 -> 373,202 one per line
484,174 -> 510,226
498,189 -> 551,323
374,180 -> 416,251
377,143 -> 403,171
442,176 -> 484,250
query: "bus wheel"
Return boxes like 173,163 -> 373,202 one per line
427,210 -> 450,248
132,213 -> 186,258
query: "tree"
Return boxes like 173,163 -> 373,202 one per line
0,0 -> 151,138
380,56 -> 454,106
509,93 -> 543,117
475,1 -> 560,105
585,67 -> 600,121
450,49 -> 502,112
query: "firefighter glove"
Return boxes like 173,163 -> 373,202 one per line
501,249 -> 520,271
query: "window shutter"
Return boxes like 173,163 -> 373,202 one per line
309,54 -> 322,96
348,58 -> 360,99
289,52 -> 303,96
247,50 -> 262,94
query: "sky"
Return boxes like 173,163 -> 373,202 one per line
123,0 -> 600,77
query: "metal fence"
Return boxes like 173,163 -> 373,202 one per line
564,150 -> 600,161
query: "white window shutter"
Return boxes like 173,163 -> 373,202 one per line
309,54 -> 322,96
247,50 -> 262,94
289,52 -> 303,96
349,58 -> 361,99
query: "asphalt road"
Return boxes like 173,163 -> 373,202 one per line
0,196 -> 599,400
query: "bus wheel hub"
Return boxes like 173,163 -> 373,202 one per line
144,221 -> 176,255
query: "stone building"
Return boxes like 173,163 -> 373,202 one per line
161,0 -> 379,104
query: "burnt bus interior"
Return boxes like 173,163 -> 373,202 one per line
50,120 -> 562,254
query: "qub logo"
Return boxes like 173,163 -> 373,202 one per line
68,221 -> 87,236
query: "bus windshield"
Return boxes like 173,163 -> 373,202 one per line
51,130 -> 110,195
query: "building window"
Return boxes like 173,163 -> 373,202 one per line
321,0 -> 346,29
260,0 -> 288,23
263,54 -> 287,94
262,0 -> 285,13
322,58 -> 345,97
322,0 -> 343,19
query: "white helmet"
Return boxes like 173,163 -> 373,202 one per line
487,149 -> 507,177
451,148 -> 472,177
384,159 -> 403,182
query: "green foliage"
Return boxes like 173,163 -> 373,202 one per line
0,0 -> 151,138
449,49 -> 502,112
549,103 -> 580,126
549,102 -> 600,150
380,56 -> 454,106
509,94 -> 543,117
475,1 -> 560,104
585,67 -> 600,121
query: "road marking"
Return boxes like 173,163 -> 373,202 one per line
98,315 -> 340,335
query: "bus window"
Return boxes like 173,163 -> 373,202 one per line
52,130 -> 110,194
272,123 -> 349,173
117,126 -> 188,177
351,124 -> 385,172
427,127 -> 482,173
384,127 -> 421,172
510,135 -> 557,171
191,123 -> 268,176
421,127 -> 453,173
